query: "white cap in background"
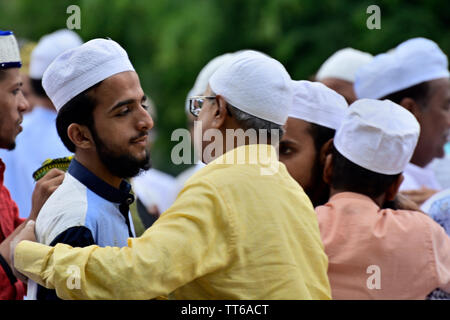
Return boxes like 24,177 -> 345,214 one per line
289,80 -> 348,130
29,29 -> 83,79
354,38 -> 449,99
316,48 -> 373,83
185,53 -> 236,112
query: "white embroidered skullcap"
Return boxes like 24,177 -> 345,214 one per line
42,38 -> 135,112
209,50 -> 292,125
316,48 -> 373,83
29,29 -> 83,79
185,52 -> 236,112
334,99 -> 420,175
0,31 -> 21,69
355,38 -> 450,99
289,80 -> 348,130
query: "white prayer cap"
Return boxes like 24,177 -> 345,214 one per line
355,38 -> 450,99
289,80 -> 348,130
316,48 -> 373,83
0,31 -> 21,69
185,53 -> 236,112
42,38 -> 135,112
29,29 -> 83,79
334,99 -> 420,175
209,50 -> 292,125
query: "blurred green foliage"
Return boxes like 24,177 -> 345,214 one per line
1,0 -> 449,175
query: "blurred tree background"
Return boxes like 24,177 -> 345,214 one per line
1,0 -> 449,176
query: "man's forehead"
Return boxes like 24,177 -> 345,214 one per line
427,77 -> 450,99
204,84 -> 213,95
95,72 -> 142,96
90,72 -> 144,112
0,67 -> 21,81
284,118 -> 313,140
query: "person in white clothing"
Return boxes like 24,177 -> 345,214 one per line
354,38 -> 450,206
429,141 -> 450,189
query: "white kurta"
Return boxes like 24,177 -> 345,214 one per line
399,162 -> 442,191
131,168 -> 177,214
429,143 -> 450,189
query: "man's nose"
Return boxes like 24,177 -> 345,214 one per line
18,90 -> 30,113
137,106 -> 154,131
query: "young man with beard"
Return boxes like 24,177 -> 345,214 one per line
25,38 -> 153,299
279,80 -> 348,207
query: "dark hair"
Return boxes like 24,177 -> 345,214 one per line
0,69 -> 6,81
381,81 -> 430,110
30,77 -> 47,97
308,123 -> 335,153
56,82 -> 102,152
330,145 -> 400,199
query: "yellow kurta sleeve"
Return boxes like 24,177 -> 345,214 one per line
14,180 -> 235,299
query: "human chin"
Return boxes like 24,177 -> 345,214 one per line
1,132 -> 17,150
102,150 -> 151,179
6,141 -> 16,151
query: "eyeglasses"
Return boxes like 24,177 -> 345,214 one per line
188,96 -> 216,117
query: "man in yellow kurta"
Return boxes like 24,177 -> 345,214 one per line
12,50 -> 331,300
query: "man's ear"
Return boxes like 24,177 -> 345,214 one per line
399,97 -> 422,119
67,123 -> 95,150
319,138 -> 334,167
385,174 -> 404,201
323,153 -> 334,185
211,95 -> 228,129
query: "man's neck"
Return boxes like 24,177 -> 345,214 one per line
329,188 -> 386,208
74,153 -> 122,189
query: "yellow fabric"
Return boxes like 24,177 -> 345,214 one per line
15,144 -> 331,300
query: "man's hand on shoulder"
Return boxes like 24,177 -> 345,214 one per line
29,169 -> 65,220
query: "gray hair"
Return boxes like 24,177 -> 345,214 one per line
227,104 -> 285,142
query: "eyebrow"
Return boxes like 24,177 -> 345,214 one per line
10,81 -> 23,88
109,95 -> 147,113
280,139 -> 296,145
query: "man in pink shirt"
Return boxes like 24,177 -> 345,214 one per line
317,98 -> 450,299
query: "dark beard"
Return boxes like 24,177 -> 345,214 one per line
6,142 -> 16,151
91,128 -> 152,179
304,160 -> 329,207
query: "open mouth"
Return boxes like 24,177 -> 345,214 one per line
17,119 -> 23,132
